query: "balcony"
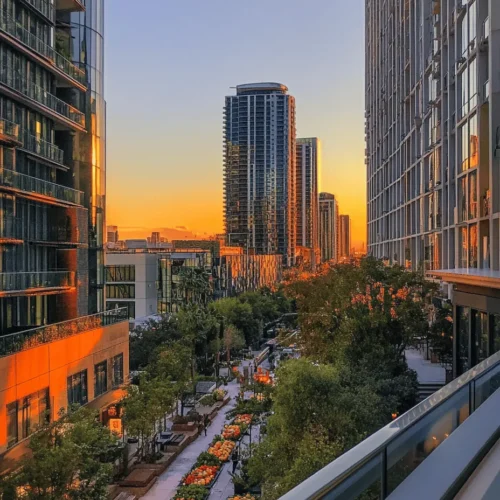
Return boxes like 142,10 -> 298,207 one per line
0,70 -> 85,129
20,0 -> 55,23
0,215 -> 23,243
0,271 -> 75,296
22,130 -> 65,166
282,349 -> 500,500
0,118 -> 22,147
0,15 -> 86,87
0,168 -> 84,206
0,308 -> 128,358
56,0 -> 85,12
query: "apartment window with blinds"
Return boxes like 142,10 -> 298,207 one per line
6,388 -> 50,448
94,361 -> 108,397
106,284 -> 135,299
106,265 -> 135,282
67,370 -> 88,406
112,353 -> 124,388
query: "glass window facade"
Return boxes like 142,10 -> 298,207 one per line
106,284 -> 135,299
6,388 -> 49,448
94,360 -> 107,397
67,370 -> 88,406
107,300 -> 135,319
105,265 -> 135,282
111,353 -> 124,388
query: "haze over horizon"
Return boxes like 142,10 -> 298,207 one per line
105,0 -> 366,249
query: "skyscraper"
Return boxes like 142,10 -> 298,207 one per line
339,214 -> 351,258
223,83 -> 296,266
319,192 -> 339,263
366,0 -> 500,376
296,138 -> 320,258
0,0 -> 106,330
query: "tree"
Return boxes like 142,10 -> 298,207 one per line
222,324 -> 245,362
123,375 -> 176,462
178,267 -> 212,306
8,408 -> 121,499
247,359 -> 383,499
427,302 -> 453,372
129,315 -> 183,370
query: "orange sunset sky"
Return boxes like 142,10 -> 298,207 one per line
105,1 -> 366,249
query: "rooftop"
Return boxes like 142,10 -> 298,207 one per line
235,82 -> 288,95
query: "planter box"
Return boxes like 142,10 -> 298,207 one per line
120,469 -> 156,488
172,421 -> 198,432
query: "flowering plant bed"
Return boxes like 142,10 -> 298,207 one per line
173,484 -> 209,500
213,388 -> 227,401
222,424 -> 241,440
195,451 -> 221,467
182,465 -> 220,487
228,495 -> 257,500
208,439 -> 235,462
233,414 -> 253,426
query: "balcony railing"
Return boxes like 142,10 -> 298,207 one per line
0,308 -> 128,358
0,168 -> 84,205
0,15 -> 85,85
0,215 -> 23,241
0,118 -> 21,145
282,349 -> 500,500
22,130 -> 65,165
0,70 -> 85,128
21,0 -> 55,23
0,271 -> 75,293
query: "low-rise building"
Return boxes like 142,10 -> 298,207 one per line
0,309 -> 129,474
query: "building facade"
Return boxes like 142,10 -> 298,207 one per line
339,214 -> 352,258
0,0 -> 106,335
0,309 -> 129,473
366,0 -> 500,375
223,83 -> 296,266
319,192 -> 339,262
296,138 -> 320,258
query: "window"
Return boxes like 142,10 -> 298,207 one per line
107,301 -> 135,319
106,284 -> 135,299
112,354 -> 124,388
469,224 -> 478,268
457,307 -> 470,374
469,171 -> 477,219
6,389 -> 50,448
94,361 -> 108,397
67,370 -> 88,406
474,311 -> 488,364
105,265 -> 135,282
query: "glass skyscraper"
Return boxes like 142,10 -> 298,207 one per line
223,83 -> 296,266
0,0 -> 105,334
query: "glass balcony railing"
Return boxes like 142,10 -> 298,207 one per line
0,308 -> 128,358
22,131 -> 65,165
0,15 -> 85,85
0,168 -> 84,205
282,349 -> 500,500
0,118 -> 21,145
0,271 -> 75,293
0,215 -> 23,241
0,70 -> 85,128
20,0 -> 55,23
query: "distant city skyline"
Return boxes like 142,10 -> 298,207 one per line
105,1 -> 366,249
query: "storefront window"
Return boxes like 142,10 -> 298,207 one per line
474,311 -> 489,364
458,307 -> 470,374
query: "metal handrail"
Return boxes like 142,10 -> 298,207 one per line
0,69 -> 85,127
0,308 -> 128,358
281,350 -> 500,500
0,14 -> 85,84
20,0 -> 55,23
0,168 -> 83,205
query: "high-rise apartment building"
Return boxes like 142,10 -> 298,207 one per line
296,138 -> 320,256
339,214 -> 352,258
0,0 -> 106,333
0,0 -> 129,470
223,83 -> 296,266
366,0 -> 500,376
319,192 -> 339,262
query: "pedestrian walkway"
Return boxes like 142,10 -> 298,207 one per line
142,358 -> 259,500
